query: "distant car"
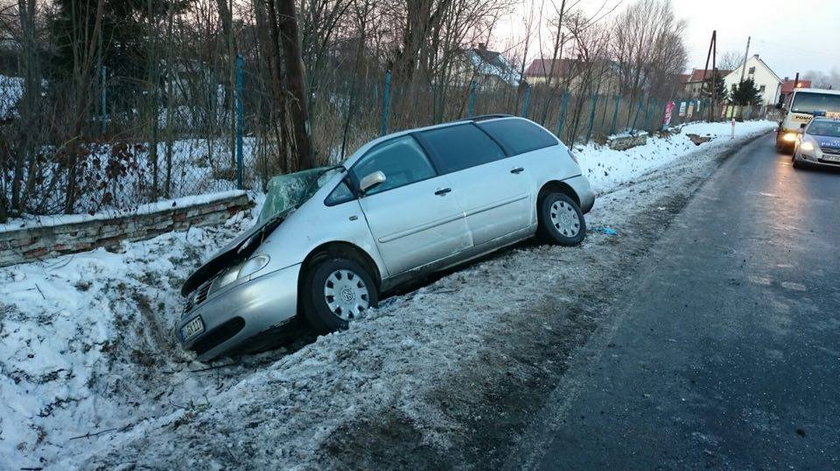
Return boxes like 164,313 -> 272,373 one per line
177,116 -> 595,361
792,117 -> 840,169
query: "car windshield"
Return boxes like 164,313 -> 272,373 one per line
257,166 -> 344,224
791,92 -> 840,114
808,120 -> 840,137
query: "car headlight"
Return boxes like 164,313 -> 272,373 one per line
238,254 -> 270,280
782,132 -> 797,142
211,263 -> 242,292
801,139 -> 816,152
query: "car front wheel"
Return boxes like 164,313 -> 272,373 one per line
302,256 -> 378,333
538,192 -> 586,246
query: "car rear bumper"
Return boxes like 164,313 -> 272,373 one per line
177,263 -> 302,361
565,175 -> 595,214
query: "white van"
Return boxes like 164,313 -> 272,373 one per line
776,88 -> 840,153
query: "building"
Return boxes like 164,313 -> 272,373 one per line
722,54 -> 782,106
454,43 -> 521,89
681,68 -> 731,99
524,58 -> 575,85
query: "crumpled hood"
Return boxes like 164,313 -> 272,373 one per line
181,208 -> 292,296
814,135 -> 840,151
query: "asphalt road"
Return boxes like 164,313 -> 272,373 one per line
528,134 -> 840,469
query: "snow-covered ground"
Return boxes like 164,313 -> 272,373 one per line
0,121 -> 775,469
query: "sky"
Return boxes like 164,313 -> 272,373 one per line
494,0 -> 840,80
671,0 -> 840,79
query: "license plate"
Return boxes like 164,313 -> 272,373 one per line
180,316 -> 204,342
823,154 -> 840,162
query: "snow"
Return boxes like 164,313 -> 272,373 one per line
0,122 -> 775,469
577,120 -> 776,194
0,74 -> 23,119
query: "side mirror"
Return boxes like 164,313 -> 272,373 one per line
359,171 -> 386,194
800,123 -> 807,131
775,103 -> 782,110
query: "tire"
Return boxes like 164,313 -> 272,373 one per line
537,192 -> 586,246
301,256 -> 378,333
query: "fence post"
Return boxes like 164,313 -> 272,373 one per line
556,91 -> 570,139
100,66 -> 107,135
381,70 -> 392,136
467,80 -> 477,117
630,95 -> 644,131
585,93 -> 599,143
235,54 -> 244,190
610,95 -> 621,135
520,84 -> 532,118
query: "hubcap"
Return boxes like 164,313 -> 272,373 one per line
323,269 -> 370,320
550,200 -> 580,237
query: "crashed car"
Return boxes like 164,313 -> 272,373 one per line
177,115 -> 595,361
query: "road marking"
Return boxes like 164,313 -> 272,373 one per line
781,281 -> 807,292
748,275 -> 772,286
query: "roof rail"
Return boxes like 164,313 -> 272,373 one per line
468,113 -> 514,122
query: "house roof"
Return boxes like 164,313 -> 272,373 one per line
677,73 -> 691,84
685,68 -> 731,83
780,79 -> 812,94
464,47 -> 521,86
524,58 -> 575,78
724,55 -> 783,83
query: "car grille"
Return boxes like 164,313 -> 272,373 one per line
821,147 -> 840,155
183,278 -> 215,315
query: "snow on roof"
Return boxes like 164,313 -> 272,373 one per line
465,49 -> 521,87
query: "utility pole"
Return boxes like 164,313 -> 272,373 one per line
739,36 -> 751,83
701,30 -> 718,121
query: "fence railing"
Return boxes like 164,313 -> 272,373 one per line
1,65 -> 734,220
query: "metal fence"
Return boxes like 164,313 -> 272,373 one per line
2,64 -> 733,219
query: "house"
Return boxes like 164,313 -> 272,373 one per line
722,54 -> 782,106
523,57 -> 620,94
777,78 -> 813,105
681,68 -> 731,99
524,58 -> 575,85
455,43 -> 521,89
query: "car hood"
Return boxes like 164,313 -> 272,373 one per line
814,135 -> 840,151
181,208 -> 292,296
181,166 -> 344,297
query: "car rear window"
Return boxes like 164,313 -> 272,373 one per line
478,119 -> 558,155
420,124 -> 506,174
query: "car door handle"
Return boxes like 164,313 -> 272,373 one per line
510,167 -> 525,174
434,188 -> 452,196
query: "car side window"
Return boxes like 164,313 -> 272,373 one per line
349,135 -> 437,196
420,124 -> 506,174
477,119 -> 558,155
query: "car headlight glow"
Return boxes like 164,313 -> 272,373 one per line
801,140 -> 816,152
238,254 -> 270,280
782,132 -> 797,142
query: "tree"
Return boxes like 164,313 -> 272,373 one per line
730,78 -> 762,106
702,73 -> 727,102
277,0 -> 315,170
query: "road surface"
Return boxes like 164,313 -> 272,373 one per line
522,134 -> 840,469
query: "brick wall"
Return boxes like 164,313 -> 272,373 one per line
0,193 -> 252,267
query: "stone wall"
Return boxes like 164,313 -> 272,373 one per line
607,132 -> 649,151
0,193 -> 252,267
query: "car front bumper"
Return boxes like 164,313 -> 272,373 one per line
796,148 -> 840,169
177,263 -> 302,361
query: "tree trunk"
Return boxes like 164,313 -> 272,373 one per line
277,0 -> 315,170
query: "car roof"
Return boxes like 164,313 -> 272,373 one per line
341,115 -> 526,167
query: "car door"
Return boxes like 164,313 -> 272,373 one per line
419,123 -> 532,247
350,135 -> 472,276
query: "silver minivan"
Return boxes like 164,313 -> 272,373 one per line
177,116 -> 595,360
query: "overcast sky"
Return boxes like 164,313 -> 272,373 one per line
495,0 -> 840,80
671,0 -> 840,78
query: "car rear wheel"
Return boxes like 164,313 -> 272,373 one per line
302,257 -> 378,333
538,192 -> 586,246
